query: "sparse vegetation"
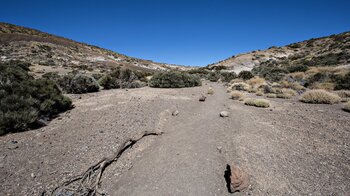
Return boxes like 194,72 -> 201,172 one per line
60,73 -> 100,94
0,61 -> 72,135
98,68 -> 146,89
343,101 -> 350,112
266,93 -> 277,98
300,90 -> 341,104
230,91 -> 244,100
207,87 -> 214,95
244,98 -> 270,108
238,70 -> 254,80
149,71 -> 201,88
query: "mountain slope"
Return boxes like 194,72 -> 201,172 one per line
208,31 -> 350,73
0,22 -> 187,75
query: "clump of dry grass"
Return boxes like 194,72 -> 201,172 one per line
335,90 -> 350,102
280,80 -> 305,91
230,91 -> 244,100
309,82 -> 335,91
244,98 -> 270,108
343,101 -> 350,112
247,76 -> 266,88
300,90 -> 341,104
248,88 -> 257,93
207,87 -> 214,95
256,91 -> 263,96
230,82 -> 251,91
334,90 -> 350,98
281,88 -> 297,96
266,93 -> 277,98
276,93 -> 292,99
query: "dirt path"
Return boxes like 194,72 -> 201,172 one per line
112,83 -> 230,195
1,83 -> 349,195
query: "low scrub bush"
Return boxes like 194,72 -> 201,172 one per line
238,70 -> 254,80
276,93 -> 292,99
252,66 -> 288,82
244,98 -> 270,108
300,90 -> 341,104
60,74 -> 100,94
247,76 -> 266,89
256,91 -> 263,96
98,68 -> 146,89
230,82 -> 250,91
334,71 -> 350,90
149,71 -> 201,88
343,101 -> 350,112
230,91 -> 244,100
266,93 -> 277,98
220,72 -> 237,82
207,87 -> 214,95
287,65 -> 308,73
0,61 -> 72,135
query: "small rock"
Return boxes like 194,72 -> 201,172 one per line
172,110 -> 179,116
230,166 -> 249,192
217,146 -> 222,153
8,140 -> 18,150
220,111 -> 229,117
37,119 -> 48,126
199,95 -> 206,102
31,173 -> 36,178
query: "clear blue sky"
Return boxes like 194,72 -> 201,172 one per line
1,0 -> 349,66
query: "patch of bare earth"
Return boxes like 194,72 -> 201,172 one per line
0,83 -> 349,195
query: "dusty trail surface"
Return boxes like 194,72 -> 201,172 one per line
1,83 -> 349,195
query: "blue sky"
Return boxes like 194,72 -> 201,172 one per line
1,0 -> 349,66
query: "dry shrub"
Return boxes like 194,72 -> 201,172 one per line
300,90 -> 341,104
276,93 -> 292,99
280,80 -> 305,91
256,91 -> 263,96
247,76 -> 266,88
230,91 -> 244,100
266,93 -> 277,98
207,87 -> 214,95
287,72 -> 306,81
244,98 -> 270,108
343,101 -> 350,112
248,88 -> 257,93
334,90 -> 350,98
230,82 -> 251,91
310,82 -> 335,91
281,88 -> 297,96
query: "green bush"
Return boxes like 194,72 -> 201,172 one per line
287,65 -> 308,73
220,72 -> 237,82
238,71 -> 254,80
252,66 -> 288,82
334,72 -> 350,90
0,62 -> 72,135
60,74 -> 100,94
208,71 -> 221,82
98,68 -> 146,89
149,71 -> 201,88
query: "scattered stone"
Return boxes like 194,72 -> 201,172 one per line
217,146 -> 222,153
8,140 -> 18,150
31,173 -> 36,178
220,111 -> 229,117
172,110 -> 179,116
37,119 -> 49,126
230,166 -> 249,192
199,95 -> 206,102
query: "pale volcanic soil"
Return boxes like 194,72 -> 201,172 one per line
0,83 -> 349,195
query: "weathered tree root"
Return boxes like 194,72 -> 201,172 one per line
49,131 -> 163,196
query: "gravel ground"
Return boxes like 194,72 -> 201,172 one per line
0,83 -> 349,195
